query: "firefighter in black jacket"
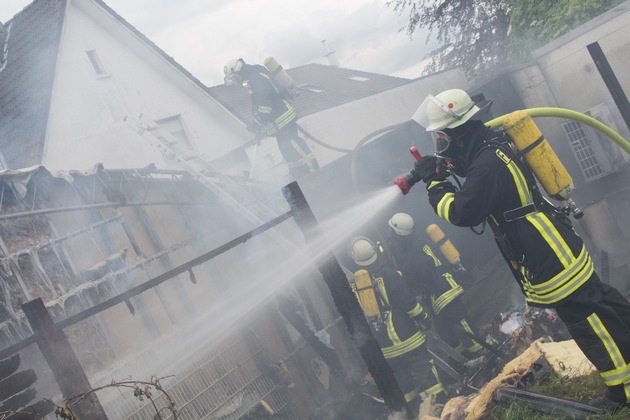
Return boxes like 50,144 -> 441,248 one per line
223,58 -> 319,180
350,236 -> 444,410
387,212 -> 482,357
406,88 -> 630,411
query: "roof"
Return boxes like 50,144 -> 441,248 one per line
0,0 -> 66,169
209,63 -> 412,123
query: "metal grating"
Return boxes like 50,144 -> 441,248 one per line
562,120 -> 605,181
106,332 -> 295,419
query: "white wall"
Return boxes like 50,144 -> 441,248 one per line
43,0 -> 250,171
295,68 -> 469,167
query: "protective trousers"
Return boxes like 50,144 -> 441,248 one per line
433,297 -> 482,354
387,344 -> 443,406
555,275 -> 630,403
275,123 -> 319,180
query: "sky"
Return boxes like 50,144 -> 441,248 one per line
0,0 -> 437,87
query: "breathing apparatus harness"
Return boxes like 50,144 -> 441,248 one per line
442,130 -> 573,269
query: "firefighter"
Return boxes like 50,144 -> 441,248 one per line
223,58 -> 319,180
406,88 -> 630,411
349,236 -> 444,411
386,212 -> 482,358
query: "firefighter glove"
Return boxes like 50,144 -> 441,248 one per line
414,155 -> 447,184
415,310 -> 433,332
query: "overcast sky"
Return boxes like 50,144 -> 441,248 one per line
0,0 -> 436,87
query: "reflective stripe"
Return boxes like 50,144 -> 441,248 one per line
425,359 -> 444,396
460,319 -> 483,352
523,245 -> 593,305
386,311 -> 400,344
382,330 -> 426,358
423,244 -> 442,267
436,192 -> 454,221
288,139 -> 317,172
432,285 -> 463,314
404,387 -> 420,403
504,158 -> 532,206
407,302 -> 425,318
526,213 -> 573,267
590,313 -> 630,401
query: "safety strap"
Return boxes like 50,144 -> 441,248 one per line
504,203 -> 537,222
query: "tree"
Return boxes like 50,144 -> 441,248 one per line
504,0 -> 624,64
388,0 -> 510,82
388,0 -> 624,82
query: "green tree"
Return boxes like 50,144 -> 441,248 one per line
388,0 -> 624,81
505,0 -> 624,64
388,0 -> 510,82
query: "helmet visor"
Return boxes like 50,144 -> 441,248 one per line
431,131 -> 452,154
412,95 -> 462,132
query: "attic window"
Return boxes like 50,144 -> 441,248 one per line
348,75 -> 369,82
86,50 -> 109,77
297,84 -> 324,93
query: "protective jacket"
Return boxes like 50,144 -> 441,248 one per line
239,64 -> 296,135
239,64 -> 318,179
387,237 -> 463,315
352,260 -> 428,359
426,121 -> 593,308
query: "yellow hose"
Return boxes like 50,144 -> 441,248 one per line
486,107 -> 630,156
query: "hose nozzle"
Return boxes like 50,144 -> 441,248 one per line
394,146 -> 424,195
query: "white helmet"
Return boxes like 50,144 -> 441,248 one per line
223,58 -> 244,85
351,237 -> 377,266
389,213 -> 415,236
412,89 -> 480,132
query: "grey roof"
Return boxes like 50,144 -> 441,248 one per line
0,0 -> 66,169
209,63 -> 412,124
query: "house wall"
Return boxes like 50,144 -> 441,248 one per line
43,0 -> 251,171
295,68 -> 470,167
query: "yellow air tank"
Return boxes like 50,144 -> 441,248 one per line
264,56 -> 295,92
426,224 -> 461,267
353,269 -> 380,319
503,110 -> 574,201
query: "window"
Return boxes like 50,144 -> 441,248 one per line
86,50 -> 109,77
156,115 -> 193,150
347,75 -> 369,82
296,83 -> 324,93
562,120 -> 607,181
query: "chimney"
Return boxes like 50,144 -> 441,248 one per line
321,40 -> 340,67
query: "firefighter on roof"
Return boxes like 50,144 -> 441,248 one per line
223,58 -> 319,180
404,88 -> 630,411
386,212 -> 482,358
349,236 -> 444,411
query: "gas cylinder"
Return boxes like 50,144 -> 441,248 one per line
426,224 -> 462,267
264,56 -> 295,94
503,110 -> 574,201
353,269 -> 381,319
